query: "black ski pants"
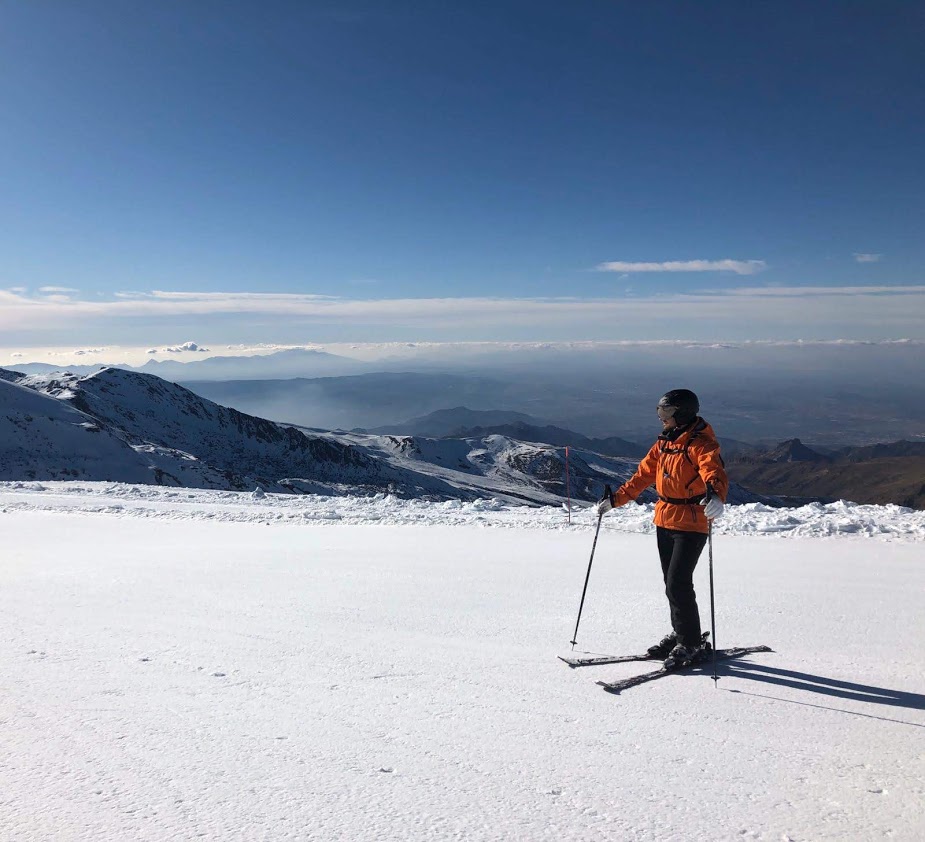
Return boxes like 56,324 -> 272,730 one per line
656,527 -> 708,647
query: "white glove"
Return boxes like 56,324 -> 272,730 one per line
596,495 -> 614,516
704,496 -> 725,520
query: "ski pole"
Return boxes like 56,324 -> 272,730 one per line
570,484 -> 610,649
708,519 -> 718,685
565,446 -> 572,524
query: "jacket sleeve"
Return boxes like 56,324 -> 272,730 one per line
613,443 -> 660,506
693,440 -> 728,502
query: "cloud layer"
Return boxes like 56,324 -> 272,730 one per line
2,285 -> 923,343
595,259 -> 767,275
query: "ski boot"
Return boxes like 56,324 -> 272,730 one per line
646,632 -> 677,659
664,640 -> 706,669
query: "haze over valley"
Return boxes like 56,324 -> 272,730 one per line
9,341 -> 924,448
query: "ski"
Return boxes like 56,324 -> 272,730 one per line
560,652 -> 657,668
597,645 -> 772,694
560,632 -> 710,668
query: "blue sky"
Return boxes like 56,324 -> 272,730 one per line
1,1 -> 923,350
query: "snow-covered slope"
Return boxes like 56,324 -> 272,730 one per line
18,367 -> 382,488
0,485 -> 922,841
2,367 -> 773,506
0,377 -> 241,488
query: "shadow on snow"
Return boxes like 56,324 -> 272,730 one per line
720,659 -> 925,727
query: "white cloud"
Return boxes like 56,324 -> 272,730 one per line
163,342 -> 210,353
714,285 -> 919,298
73,347 -> 108,356
595,259 -> 767,275
39,286 -> 79,294
225,343 -> 324,352
853,253 -> 882,263
149,291 -> 336,302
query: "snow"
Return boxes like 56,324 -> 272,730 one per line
2,481 -> 924,538
1,483 -> 923,840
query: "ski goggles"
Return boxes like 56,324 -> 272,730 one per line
656,405 -> 676,422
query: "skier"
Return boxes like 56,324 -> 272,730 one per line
596,389 -> 727,667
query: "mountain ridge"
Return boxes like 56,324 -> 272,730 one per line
5,348 -> 367,381
726,437 -> 925,509
2,367 -> 701,506
366,406 -> 646,457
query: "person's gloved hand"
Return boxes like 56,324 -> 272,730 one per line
704,495 -> 725,520
596,490 -> 614,517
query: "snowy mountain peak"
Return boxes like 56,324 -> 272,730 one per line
0,375 -> 225,486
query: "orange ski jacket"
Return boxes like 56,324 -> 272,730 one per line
612,418 -> 728,534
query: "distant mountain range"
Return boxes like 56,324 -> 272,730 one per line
366,407 -> 544,437
759,438 -> 830,463
367,407 -> 647,457
184,371 -> 515,433
726,438 -> 925,509
11,345 -> 925,445
728,436 -> 925,464
181,368 -> 925,446
0,366 -> 771,507
3,366 -> 920,508
9,348 -> 367,381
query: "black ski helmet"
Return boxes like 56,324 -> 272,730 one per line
657,389 -> 700,425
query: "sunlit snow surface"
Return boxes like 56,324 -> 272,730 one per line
1,482 -> 923,841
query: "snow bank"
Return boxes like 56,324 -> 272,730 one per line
1,481 -> 923,540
